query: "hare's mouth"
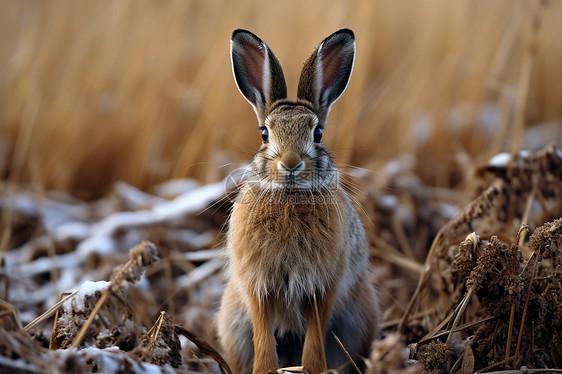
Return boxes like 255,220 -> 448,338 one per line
269,163 -> 315,190
268,178 -> 312,191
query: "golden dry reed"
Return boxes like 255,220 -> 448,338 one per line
0,0 -> 560,197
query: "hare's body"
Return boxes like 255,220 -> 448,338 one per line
219,187 -> 378,373
217,29 -> 379,374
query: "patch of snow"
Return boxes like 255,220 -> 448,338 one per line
77,182 -> 224,256
42,199 -> 90,234
139,361 -> 177,374
178,334 -> 189,350
0,356 -> 42,373
153,181 -> 225,219
5,236 -> 51,265
63,280 -> 110,314
0,191 -> 90,238
57,267 -> 85,299
167,229 -> 215,249
18,311 -> 37,324
488,152 -> 510,167
176,257 -> 225,290
438,203 -> 459,220
133,274 -> 151,291
380,195 -> 398,209
15,252 -> 83,278
77,236 -> 116,257
2,193 -> 38,216
385,155 -> 416,175
385,160 -> 402,175
519,149 -> 532,159
183,248 -> 223,262
114,181 -> 166,209
152,178 -> 200,199
76,347 -> 122,373
54,221 -> 91,241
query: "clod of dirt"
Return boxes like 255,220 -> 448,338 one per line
132,312 -> 182,368
51,242 -> 159,350
53,280 -> 111,349
417,341 -> 454,374
52,280 -> 139,350
95,319 -> 139,351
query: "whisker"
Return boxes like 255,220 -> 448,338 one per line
334,163 -> 386,176
341,187 -> 375,229
338,178 -> 368,197
196,187 -> 238,216
335,165 -> 402,193
330,189 -> 344,226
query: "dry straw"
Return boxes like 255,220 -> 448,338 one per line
0,0 -> 560,197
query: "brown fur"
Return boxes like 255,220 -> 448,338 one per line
230,188 -> 347,302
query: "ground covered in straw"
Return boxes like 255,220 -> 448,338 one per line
1,145 -> 561,374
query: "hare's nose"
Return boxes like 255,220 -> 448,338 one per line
278,152 -> 304,173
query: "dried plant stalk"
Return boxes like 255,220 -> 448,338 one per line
175,324 -> 233,374
110,241 -> 159,292
331,332 -> 361,374
23,290 -> 78,332
0,298 -> 23,330
68,241 -> 159,349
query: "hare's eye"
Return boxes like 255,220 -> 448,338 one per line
313,126 -> 322,143
261,127 -> 269,143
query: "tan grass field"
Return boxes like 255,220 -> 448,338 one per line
0,0 -> 560,197
1,2 -> 562,372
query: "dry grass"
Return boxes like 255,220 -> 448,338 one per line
1,0 -> 561,197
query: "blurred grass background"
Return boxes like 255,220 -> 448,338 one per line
0,0 -> 560,198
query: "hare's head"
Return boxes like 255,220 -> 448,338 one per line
231,29 -> 355,192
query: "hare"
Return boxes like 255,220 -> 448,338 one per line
217,29 -> 379,374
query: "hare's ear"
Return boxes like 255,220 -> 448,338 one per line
297,29 -> 355,126
231,29 -> 287,124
